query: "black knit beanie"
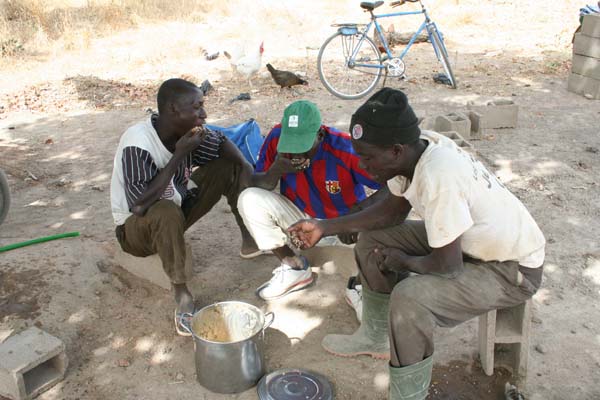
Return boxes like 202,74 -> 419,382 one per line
350,88 -> 420,145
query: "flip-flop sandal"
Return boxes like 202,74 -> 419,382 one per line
239,249 -> 273,259
174,310 -> 194,337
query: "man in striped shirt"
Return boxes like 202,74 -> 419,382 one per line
238,100 -> 383,300
110,78 -> 256,335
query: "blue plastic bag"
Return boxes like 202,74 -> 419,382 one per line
206,119 -> 264,166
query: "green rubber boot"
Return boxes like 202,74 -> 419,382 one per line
321,287 -> 390,359
389,356 -> 433,400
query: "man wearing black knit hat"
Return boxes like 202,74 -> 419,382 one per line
289,88 -> 545,400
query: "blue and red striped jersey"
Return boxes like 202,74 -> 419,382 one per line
256,124 -> 381,219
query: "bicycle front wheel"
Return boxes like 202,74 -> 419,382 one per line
0,169 -> 10,226
317,32 -> 383,100
429,27 -> 457,89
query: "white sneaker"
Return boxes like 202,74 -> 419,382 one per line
344,277 -> 362,322
257,257 -> 313,300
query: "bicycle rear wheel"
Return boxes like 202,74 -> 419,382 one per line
0,169 -> 10,226
429,26 -> 457,89
317,32 -> 383,100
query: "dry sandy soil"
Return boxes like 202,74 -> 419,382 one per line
1,1 -> 600,399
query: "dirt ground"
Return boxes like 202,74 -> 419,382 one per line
1,1 -> 600,399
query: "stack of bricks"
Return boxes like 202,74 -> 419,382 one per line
569,13 -> 600,99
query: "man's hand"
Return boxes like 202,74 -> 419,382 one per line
337,232 -> 358,245
175,126 -> 205,156
273,156 -> 308,175
372,247 -> 410,273
290,157 -> 310,171
287,219 -> 325,249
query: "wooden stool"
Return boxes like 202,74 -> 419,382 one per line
478,299 -> 532,378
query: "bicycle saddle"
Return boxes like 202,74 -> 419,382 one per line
360,1 -> 384,11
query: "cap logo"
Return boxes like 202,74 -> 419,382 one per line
288,115 -> 299,128
352,124 -> 363,139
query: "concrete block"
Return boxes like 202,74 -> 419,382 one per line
434,112 -> 472,138
467,100 -> 518,129
582,13 -> 600,38
478,299 -> 532,378
568,72 -> 600,99
572,54 -> 600,80
574,33 -> 600,59
439,131 -> 474,150
419,116 -> 436,131
467,111 -> 483,138
0,327 -> 67,400
114,244 -> 193,290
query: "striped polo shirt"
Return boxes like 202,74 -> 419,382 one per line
256,124 -> 381,219
110,115 -> 225,225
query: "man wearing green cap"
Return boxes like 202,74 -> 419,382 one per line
288,88 -> 545,399
238,100 -> 382,300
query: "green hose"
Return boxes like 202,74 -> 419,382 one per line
0,231 -> 80,253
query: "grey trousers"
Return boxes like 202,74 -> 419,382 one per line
116,157 -> 247,284
354,220 -> 542,367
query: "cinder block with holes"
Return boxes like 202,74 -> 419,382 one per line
114,243 -> 193,290
478,299 -> 532,378
434,112 -> 472,138
573,33 -> 600,59
568,72 -> 600,99
467,100 -> 518,129
467,111 -> 483,138
0,327 -> 68,400
582,13 -> 600,38
419,116 -> 436,131
439,130 -> 474,151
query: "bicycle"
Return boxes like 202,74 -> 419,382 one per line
317,0 -> 456,100
0,169 -> 10,226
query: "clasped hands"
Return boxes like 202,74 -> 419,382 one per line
371,246 -> 410,273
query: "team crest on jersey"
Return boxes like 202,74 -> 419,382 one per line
325,180 -> 341,194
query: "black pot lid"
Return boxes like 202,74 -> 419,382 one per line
257,368 -> 334,400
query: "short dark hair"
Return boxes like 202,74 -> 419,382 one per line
156,78 -> 199,114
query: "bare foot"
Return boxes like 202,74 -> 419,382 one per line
173,283 -> 194,313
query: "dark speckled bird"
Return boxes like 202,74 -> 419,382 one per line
266,63 -> 308,89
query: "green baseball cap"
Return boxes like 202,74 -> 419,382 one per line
277,100 -> 322,154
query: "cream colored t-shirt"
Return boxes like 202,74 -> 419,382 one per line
387,131 -> 545,268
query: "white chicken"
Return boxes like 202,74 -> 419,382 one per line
223,41 -> 264,88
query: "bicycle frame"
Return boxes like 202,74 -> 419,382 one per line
318,0 -> 456,98
345,6 -> 440,70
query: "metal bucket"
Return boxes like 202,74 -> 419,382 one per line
185,301 -> 274,394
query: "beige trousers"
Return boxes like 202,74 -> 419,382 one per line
237,187 -> 343,251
